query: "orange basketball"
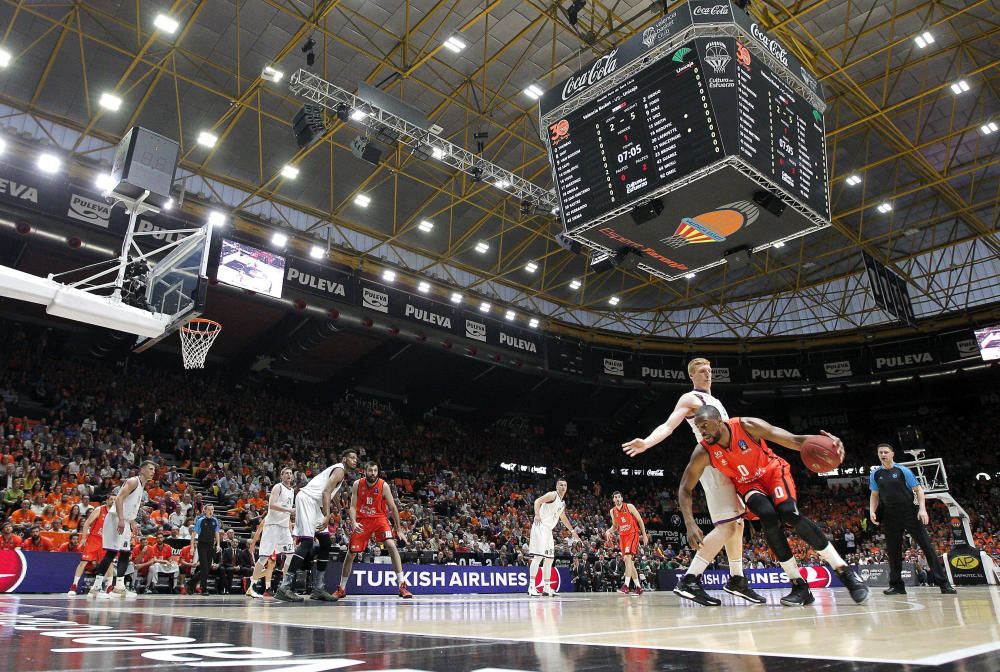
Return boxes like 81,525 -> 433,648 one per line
801,435 -> 842,473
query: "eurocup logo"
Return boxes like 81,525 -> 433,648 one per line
799,566 -> 832,588
534,566 -> 561,592
0,550 -> 27,593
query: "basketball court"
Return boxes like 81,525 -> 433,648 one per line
3,588 -> 999,671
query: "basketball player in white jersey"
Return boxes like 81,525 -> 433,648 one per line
275,449 -> 359,603
246,467 -> 296,598
622,358 -> 765,605
90,460 -> 156,599
528,479 -> 581,597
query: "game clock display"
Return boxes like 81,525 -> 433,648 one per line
547,42 -> 721,230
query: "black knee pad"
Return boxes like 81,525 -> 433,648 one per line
295,537 -> 315,559
116,549 -> 131,575
316,534 -> 332,559
776,500 -> 802,526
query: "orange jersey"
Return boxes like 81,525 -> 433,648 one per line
89,506 -> 109,540
702,417 -> 788,485
356,478 -> 388,520
613,504 -> 638,536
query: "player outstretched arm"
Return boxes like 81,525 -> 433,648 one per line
627,503 -> 648,545
678,446 -> 712,548
382,483 -> 406,544
741,418 -> 845,461
320,466 -> 347,530
558,510 -> 582,544
622,392 -> 700,457
268,483 -> 293,514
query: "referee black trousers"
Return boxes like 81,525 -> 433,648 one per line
883,505 -> 947,588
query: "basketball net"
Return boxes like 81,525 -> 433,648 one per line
179,318 -> 222,369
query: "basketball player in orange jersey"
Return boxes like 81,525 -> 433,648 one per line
73,495 -> 116,596
335,461 -> 412,599
605,491 -> 648,595
623,358 -> 764,605
679,405 -> 870,606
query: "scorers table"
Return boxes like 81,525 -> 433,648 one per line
540,0 -> 831,281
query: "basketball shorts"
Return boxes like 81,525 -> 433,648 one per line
293,494 -> 326,538
81,534 -> 104,561
349,517 -> 394,553
528,522 -> 556,558
736,461 -> 797,506
259,524 -> 294,557
699,465 -> 745,524
620,531 -> 639,556
101,511 -> 132,551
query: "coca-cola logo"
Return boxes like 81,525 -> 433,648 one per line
0,550 -> 27,592
561,51 -> 619,101
750,23 -> 788,67
693,4 -> 730,16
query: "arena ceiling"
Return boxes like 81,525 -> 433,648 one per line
0,0 -> 998,340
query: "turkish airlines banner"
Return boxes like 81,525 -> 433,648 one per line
869,340 -> 937,372
658,566 -> 845,592
325,562 -> 574,595
0,550 -> 79,593
283,257 -> 354,305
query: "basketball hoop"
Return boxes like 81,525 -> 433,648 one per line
179,318 -> 222,369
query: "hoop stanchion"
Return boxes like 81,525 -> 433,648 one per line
179,318 -> 222,369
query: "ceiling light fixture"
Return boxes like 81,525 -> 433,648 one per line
418,281 -> 431,293
95,174 -> 116,192
773,241 -> 785,248
450,292 -> 463,304
37,153 -> 61,174
480,301 -> 491,313
877,202 -> 893,213
528,318 -> 539,328
0,49 -> 12,69
525,261 -> 538,273
350,109 -> 368,121
569,279 -> 582,290
431,146 -> 446,160
685,272 -> 696,279
271,232 -> 288,247
382,269 -> 396,282
980,121 -> 998,135
197,131 -> 217,148
524,84 -> 544,100
475,241 -> 489,254
845,174 -> 862,186
950,79 -> 970,94
207,211 -> 227,227
309,245 -> 324,259
153,14 -> 179,34
505,310 -> 516,321
608,296 -> 620,306
354,194 -> 371,208
418,220 -> 434,232
913,31 -> 934,48
261,66 -> 284,83
98,93 -> 122,111
281,165 -> 299,180
443,36 -> 466,53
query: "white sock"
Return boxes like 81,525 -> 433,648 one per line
528,557 -> 542,589
396,571 -> 405,585
729,558 -> 744,577
115,577 -> 125,589
542,558 -> 554,589
623,575 -> 632,587
780,558 -> 801,581
816,543 -> 845,569
339,575 -> 348,588
686,554 -> 711,577
92,576 -> 104,589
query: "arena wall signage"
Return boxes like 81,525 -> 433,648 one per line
326,562 -> 574,595
0,550 -> 78,593
935,330 -> 979,363
0,162 -> 64,214
745,353 -> 806,383
946,544 -> 988,585
637,354 -> 688,382
284,257 -> 354,304
658,566 -> 845,591
856,562 -> 915,588
870,341 -> 937,372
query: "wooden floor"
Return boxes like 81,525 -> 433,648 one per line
3,586 -> 999,671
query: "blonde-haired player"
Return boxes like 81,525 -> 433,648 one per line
622,358 -> 765,605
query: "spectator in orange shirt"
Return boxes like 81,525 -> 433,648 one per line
0,521 -> 22,550
58,533 -> 81,553
41,505 -> 57,527
22,525 -> 53,552
65,507 -> 82,531
9,500 -> 34,529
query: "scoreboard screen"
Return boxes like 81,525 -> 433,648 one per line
547,43 -> 721,230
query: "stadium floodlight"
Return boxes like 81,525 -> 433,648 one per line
877,202 -> 893,214
569,279 -> 582,290
261,66 -> 284,83
197,131 -> 217,148
494,179 -> 510,189
443,36 -> 466,53
98,93 -> 122,111
608,296 -> 620,306
354,194 -> 371,208
153,14 -> 179,34
281,164 -> 299,179
350,109 -> 367,121
950,80 -> 970,94
913,31 -> 934,48
418,281 -> 431,293
163,197 -> 173,211
773,241 -> 785,249
528,318 -> 539,328
431,147 -> 446,160
37,153 -> 61,174
208,211 -> 227,227
309,245 -> 324,259
0,48 -> 11,68
505,310 -> 516,321
450,292 -> 463,304
418,220 -> 434,232
685,272 -> 696,279
980,121 -> 998,135
845,174 -> 862,186
480,301 -> 491,313
475,241 -> 489,254
524,84 -> 544,100
382,269 -> 396,282
95,173 -> 116,192
271,232 -> 288,248
525,262 -> 538,273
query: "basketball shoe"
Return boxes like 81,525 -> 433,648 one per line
333,586 -> 347,599
245,585 -> 262,599
723,575 -> 767,604
274,586 -> 304,602
618,584 -> 631,594
835,567 -> 870,604
310,587 -> 338,602
673,573 -> 721,606
399,582 -> 413,599
780,578 -> 815,606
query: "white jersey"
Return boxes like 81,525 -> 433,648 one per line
120,476 -> 145,521
684,389 -> 730,442
537,493 -> 565,530
263,483 -> 294,526
298,463 -> 345,501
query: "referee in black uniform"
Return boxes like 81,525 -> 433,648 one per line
869,444 -> 956,595
188,503 -> 221,595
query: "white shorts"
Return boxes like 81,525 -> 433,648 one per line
293,494 -> 326,538
528,522 -> 555,558
700,466 -> 745,524
260,524 -> 294,557
101,511 -> 133,551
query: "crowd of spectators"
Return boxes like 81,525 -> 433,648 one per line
1,319 -> 998,594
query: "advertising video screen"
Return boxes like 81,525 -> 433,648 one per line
974,324 -> 1000,361
217,239 -> 285,299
